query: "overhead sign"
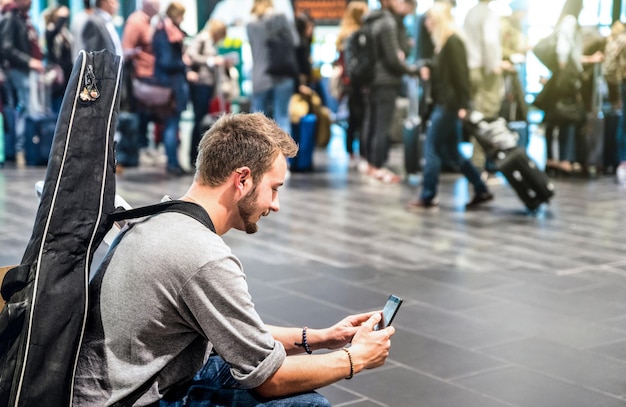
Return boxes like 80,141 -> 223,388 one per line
293,0 -> 347,25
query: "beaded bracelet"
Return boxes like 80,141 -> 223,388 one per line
341,348 -> 354,380
294,326 -> 312,354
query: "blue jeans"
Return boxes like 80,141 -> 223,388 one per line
618,83 -> 626,162
163,115 -> 181,169
160,356 -> 330,407
420,106 -> 487,202
251,78 -> 293,134
7,69 -> 30,153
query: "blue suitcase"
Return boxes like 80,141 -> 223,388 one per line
289,114 -> 317,172
24,115 -> 57,166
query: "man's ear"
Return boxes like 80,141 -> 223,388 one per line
234,167 -> 251,191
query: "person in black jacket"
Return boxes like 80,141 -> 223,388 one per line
407,2 -> 493,211
0,0 -> 45,167
362,0 -> 418,184
44,5 -> 74,114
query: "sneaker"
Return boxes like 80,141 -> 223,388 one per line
167,166 -> 191,177
15,151 -> 26,168
616,164 -> 626,185
357,160 -> 370,174
465,192 -> 494,209
406,198 -> 439,212
481,171 -> 503,186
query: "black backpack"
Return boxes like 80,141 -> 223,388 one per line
344,20 -> 377,86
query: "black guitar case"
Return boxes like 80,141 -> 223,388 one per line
0,50 -> 123,407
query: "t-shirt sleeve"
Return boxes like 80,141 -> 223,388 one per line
178,255 -> 285,389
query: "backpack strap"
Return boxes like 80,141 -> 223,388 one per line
110,200 -> 216,233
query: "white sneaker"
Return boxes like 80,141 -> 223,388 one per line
357,160 -> 369,174
616,164 -> 626,185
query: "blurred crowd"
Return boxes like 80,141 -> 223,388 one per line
0,0 -> 625,199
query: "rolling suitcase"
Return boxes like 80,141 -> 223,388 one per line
289,113 -> 316,172
23,115 -> 57,166
495,147 -> 555,211
115,111 -> 141,167
466,111 -> 555,211
24,70 -> 57,166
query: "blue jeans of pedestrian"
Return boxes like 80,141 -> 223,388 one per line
159,356 -> 330,407
618,82 -> 626,162
420,105 -> 487,202
251,78 -> 293,135
163,115 -> 181,170
7,69 -> 30,153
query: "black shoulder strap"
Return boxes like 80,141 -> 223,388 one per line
110,200 -> 216,233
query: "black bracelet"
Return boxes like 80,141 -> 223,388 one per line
294,326 -> 312,354
342,348 -> 354,379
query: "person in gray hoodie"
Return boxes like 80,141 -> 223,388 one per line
362,0 -> 419,184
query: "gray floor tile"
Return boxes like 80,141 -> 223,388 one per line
454,366 -> 626,407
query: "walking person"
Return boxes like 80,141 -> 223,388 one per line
463,0 -> 503,182
361,0 -> 419,184
185,19 -> 229,166
407,2 -> 493,212
0,0 -> 45,168
335,1 -> 369,168
152,1 -> 190,176
246,0 -> 297,135
122,0 -> 161,157
44,5 -> 74,114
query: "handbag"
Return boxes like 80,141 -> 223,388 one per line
132,78 -> 173,107
265,15 -> 298,77
553,98 -> 585,125
533,31 -> 558,72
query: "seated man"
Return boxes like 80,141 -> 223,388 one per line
73,113 -> 395,406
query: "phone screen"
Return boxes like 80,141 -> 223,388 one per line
375,295 -> 403,330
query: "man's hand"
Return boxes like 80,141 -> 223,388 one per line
348,313 -> 395,371
318,312 -> 377,349
29,58 -> 45,74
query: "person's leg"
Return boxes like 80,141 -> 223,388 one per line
8,69 -> 30,163
272,77 -> 295,135
369,86 -> 399,172
189,83 -> 214,166
163,115 -> 182,172
558,123 -> 576,172
618,83 -> 626,162
251,88 -> 271,115
360,88 -> 374,169
161,356 -> 331,407
418,106 -> 445,202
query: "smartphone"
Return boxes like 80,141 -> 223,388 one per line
375,294 -> 403,330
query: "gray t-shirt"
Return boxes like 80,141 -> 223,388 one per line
73,212 -> 285,406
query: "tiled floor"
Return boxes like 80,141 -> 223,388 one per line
1,125 -> 626,406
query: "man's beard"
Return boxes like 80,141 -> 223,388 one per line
238,186 -> 260,234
